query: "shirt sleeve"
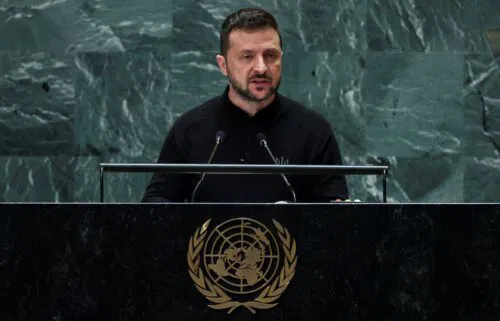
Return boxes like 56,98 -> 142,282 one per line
141,124 -> 194,202
304,126 -> 349,202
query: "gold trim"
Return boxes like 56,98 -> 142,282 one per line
187,219 -> 297,314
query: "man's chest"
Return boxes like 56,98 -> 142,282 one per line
186,121 -> 308,165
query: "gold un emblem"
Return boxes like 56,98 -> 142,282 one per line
187,217 -> 298,314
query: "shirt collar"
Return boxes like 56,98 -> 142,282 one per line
220,85 -> 284,122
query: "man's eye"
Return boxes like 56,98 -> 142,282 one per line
242,55 -> 252,60
265,53 -> 279,61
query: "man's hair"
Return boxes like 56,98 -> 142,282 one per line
219,8 -> 282,56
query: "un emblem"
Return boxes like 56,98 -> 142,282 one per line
187,218 -> 298,314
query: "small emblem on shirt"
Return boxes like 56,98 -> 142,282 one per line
274,156 -> 289,165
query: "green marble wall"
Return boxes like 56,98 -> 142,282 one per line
0,0 -> 499,203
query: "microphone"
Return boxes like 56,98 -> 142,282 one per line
256,133 -> 297,203
190,130 -> 226,202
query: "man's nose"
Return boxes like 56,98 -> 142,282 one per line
253,56 -> 267,73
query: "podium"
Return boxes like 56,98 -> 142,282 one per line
1,203 -> 499,320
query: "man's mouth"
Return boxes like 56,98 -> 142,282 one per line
250,78 -> 271,84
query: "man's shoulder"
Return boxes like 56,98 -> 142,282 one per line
172,95 -> 221,131
278,94 -> 333,134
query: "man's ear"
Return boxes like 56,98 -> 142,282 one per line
216,54 -> 228,76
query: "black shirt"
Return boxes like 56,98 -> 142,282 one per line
142,87 -> 349,203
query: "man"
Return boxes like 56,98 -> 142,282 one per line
142,7 -> 348,203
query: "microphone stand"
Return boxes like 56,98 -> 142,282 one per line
190,131 -> 225,202
257,133 -> 297,203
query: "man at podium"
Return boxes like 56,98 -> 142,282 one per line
142,8 -> 348,203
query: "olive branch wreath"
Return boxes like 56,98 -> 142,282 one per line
187,219 -> 297,314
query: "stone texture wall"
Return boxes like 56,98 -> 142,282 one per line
1,0 -> 499,202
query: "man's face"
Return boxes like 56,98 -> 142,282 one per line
217,27 -> 282,103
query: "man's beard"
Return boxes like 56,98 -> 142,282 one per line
226,69 -> 281,103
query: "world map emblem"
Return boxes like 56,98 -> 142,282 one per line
187,218 -> 298,314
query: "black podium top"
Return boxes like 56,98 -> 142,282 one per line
0,203 -> 499,320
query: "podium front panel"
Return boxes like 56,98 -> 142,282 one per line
0,203 -> 498,320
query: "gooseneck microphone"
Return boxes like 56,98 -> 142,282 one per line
190,130 -> 226,202
256,133 -> 297,203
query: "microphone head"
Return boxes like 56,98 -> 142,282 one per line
256,133 -> 267,145
215,130 -> 226,142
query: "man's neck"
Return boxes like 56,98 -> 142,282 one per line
227,88 -> 276,117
